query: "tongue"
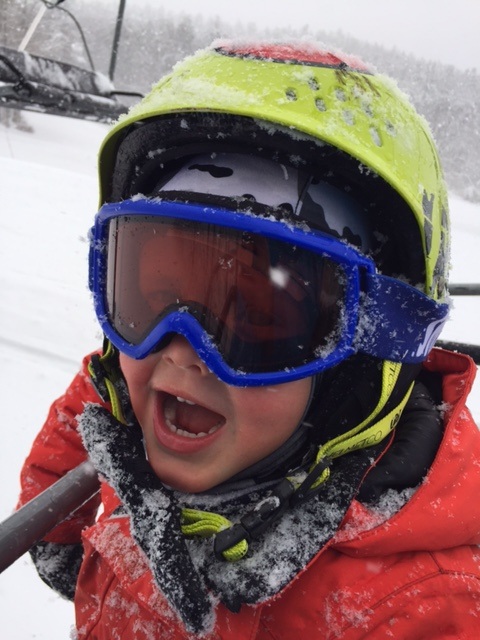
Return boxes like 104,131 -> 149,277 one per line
166,395 -> 225,435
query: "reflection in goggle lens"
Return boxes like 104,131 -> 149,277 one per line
106,216 -> 346,374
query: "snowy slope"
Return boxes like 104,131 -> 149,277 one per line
0,111 -> 106,639
0,110 -> 479,639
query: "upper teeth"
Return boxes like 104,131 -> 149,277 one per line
176,396 -> 195,405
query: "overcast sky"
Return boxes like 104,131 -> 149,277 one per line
161,0 -> 479,71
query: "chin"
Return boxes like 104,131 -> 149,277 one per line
151,465 -> 223,494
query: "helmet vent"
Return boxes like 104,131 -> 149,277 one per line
315,98 -> 327,112
343,110 -> 355,126
335,88 -> 347,102
285,88 -> 298,101
369,127 -> 383,147
307,77 -> 320,91
361,103 -> 374,118
385,121 -> 397,137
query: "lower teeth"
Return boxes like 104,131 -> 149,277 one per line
165,419 -> 220,438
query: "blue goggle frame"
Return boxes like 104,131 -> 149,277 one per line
89,199 -> 449,386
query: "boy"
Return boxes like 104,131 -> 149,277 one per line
19,41 -> 480,638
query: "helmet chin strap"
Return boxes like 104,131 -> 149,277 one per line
299,361 -> 415,494
87,338 -> 132,425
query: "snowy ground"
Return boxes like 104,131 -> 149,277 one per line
0,110 -> 479,639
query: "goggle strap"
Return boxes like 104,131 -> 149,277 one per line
356,273 -> 449,363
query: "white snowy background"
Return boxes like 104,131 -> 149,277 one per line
168,0 -> 480,72
0,112 -> 106,638
1,3 -> 480,633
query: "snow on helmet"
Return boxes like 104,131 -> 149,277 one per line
98,40 -> 450,301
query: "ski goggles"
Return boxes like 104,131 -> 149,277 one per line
89,198 -> 449,386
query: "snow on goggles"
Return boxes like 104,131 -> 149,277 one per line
89,199 -> 449,386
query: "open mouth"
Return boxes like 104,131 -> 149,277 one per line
163,393 -> 225,438
153,391 -> 226,453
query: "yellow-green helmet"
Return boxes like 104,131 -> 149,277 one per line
98,41 -> 450,300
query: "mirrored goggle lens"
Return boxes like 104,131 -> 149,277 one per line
105,215 -> 347,373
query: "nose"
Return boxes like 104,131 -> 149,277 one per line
160,335 -> 211,376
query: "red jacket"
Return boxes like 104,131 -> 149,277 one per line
19,348 -> 480,639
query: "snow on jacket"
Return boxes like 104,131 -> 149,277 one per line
18,348 -> 480,639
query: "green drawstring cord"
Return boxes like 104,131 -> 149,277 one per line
181,509 -> 249,561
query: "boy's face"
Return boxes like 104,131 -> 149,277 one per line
120,338 -> 311,493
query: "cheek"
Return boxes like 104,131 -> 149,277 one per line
119,354 -> 153,413
234,378 -> 312,442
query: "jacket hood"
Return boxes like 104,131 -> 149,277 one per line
333,347 -> 480,555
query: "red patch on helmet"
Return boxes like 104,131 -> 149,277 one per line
216,42 -> 370,73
